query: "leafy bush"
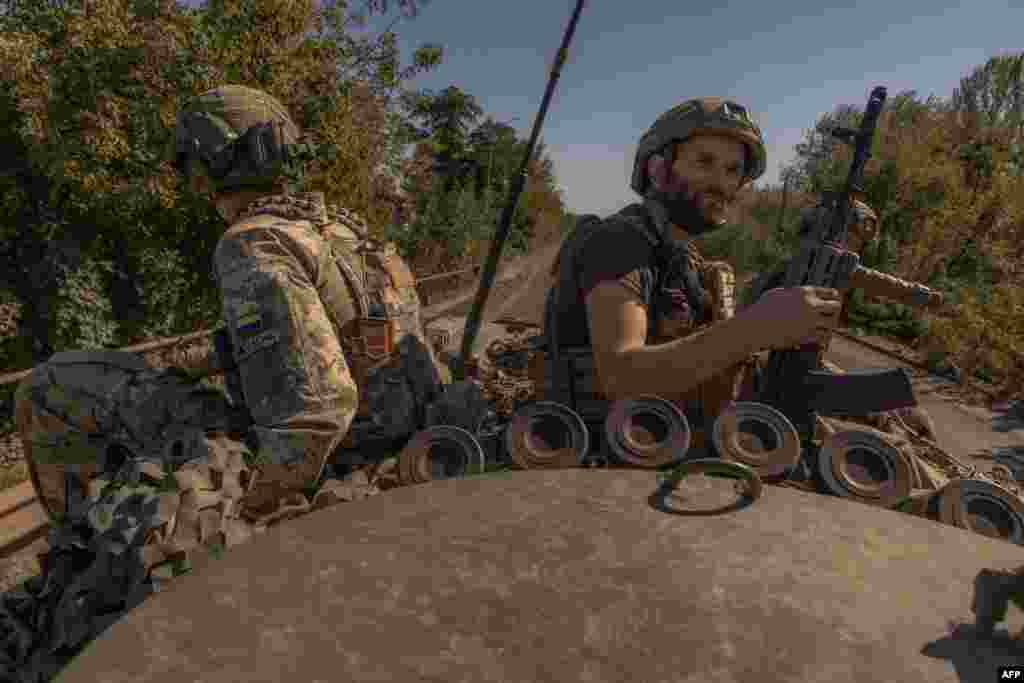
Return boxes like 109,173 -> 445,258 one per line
698,220 -> 796,277
0,0 -> 572,384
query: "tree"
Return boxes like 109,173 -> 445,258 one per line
778,80 -> 1023,395
787,103 -> 860,194
466,117 -> 518,195
404,85 -> 483,190
951,52 -> 1024,138
0,0 -> 442,368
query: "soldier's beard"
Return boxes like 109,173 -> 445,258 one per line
648,176 -> 734,237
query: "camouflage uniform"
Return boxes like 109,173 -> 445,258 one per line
12,86 -> 455,579
214,191 -> 454,513
0,85 -> 457,679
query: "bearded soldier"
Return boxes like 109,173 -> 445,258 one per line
542,97 -> 844,456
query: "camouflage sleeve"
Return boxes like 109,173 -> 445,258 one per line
214,217 -> 359,478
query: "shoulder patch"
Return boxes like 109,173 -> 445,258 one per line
235,302 -> 265,337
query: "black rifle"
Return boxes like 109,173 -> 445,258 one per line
749,86 -> 941,440
454,0 -> 587,381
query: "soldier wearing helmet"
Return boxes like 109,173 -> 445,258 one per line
542,97 -> 843,455
848,197 -> 880,253
15,86 -> 475,566
796,190 -> 883,330
797,191 -> 880,255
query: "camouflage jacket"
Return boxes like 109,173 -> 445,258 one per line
214,192 -> 445,481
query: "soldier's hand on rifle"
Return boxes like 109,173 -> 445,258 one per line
742,286 -> 842,349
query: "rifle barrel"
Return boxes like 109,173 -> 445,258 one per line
848,266 -> 939,308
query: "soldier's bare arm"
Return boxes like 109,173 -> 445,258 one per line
585,280 -> 763,400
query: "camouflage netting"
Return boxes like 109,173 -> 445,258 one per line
0,440 -> 246,680
0,425 -> 379,682
0,332 -> 226,468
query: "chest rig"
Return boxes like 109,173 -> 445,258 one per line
214,197 -> 443,454
538,201 -> 745,454
314,207 -> 444,452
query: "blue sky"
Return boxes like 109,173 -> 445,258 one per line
185,0 -> 1023,215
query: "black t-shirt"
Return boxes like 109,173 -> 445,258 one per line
550,206 -> 705,349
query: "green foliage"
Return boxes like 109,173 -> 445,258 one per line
952,53 -> 1024,132
394,179 -> 497,260
0,0 -> 450,372
699,220 -> 795,279
786,62 -> 1024,397
394,99 -> 566,270
0,0 -> 574,394
843,290 -> 928,340
52,257 -> 119,350
559,212 -> 578,234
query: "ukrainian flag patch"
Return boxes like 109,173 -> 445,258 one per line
236,304 -> 264,337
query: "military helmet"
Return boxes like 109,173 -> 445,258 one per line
799,196 -> 879,238
630,97 -> 767,195
172,85 -> 314,193
814,192 -> 878,221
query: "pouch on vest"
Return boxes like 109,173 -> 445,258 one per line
359,316 -> 396,358
341,316 -> 398,391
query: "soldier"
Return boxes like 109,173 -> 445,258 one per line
797,192 -> 879,254
542,97 -> 843,455
15,85 -> 481,559
795,192 -> 940,442
797,192 -> 880,327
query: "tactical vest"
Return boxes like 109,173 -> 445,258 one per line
217,203 -> 445,455
537,202 -> 747,454
320,207 -> 446,451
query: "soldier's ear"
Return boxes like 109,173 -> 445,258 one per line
647,154 -> 670,192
